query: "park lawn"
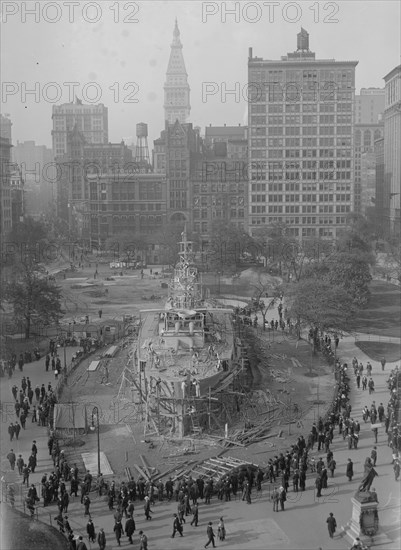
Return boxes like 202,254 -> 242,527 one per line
350,280 -> 401,338
0,502 -> 70,550
355,341 -> 401,363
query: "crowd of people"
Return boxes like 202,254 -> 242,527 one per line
3,322 -> 400,550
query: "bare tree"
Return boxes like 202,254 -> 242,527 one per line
251,277 -> 282,331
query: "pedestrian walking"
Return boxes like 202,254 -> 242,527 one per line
217,517 -> 226,541
171,513 -> 183,537
380,357 -> 386,371
326,512 -> 337,538
393,459 -> 400,481
86,518 -> 96,542
17,454 -> 24,475
328,458 -> 336,477
144,496 -> 153,520
138,530 -> 148,550
346,458 -> 354,481
368,378 -> 375,394
8,423 -> 15,441
97,527 -> 106,550
83,494 -> 90,516
191,502 -> 199,526
315,473 -> 323,497
279,485 -> 287,510
372,427 -> 378,444
371,446 -> 377,467
125,516 -> 136,543
113,520 -> 123,546
362,375 -> 368,390
204,521 -> 216,548
7,449 -> 16,470
271,487 -> 280,511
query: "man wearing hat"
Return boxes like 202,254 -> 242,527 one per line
326,512 -> 337,538
97,528 -> 106,550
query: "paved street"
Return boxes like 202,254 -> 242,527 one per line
1,329 -> 400,549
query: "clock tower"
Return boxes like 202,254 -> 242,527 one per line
164,19 -> 191,124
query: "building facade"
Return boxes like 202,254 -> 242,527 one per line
247,29 -> 358,240
164,20 -> 191,125
374,137 -> 386,235
354,123 -> 384,214
87,172 -> 167,250
0,137 -> 13,237
190,125 -> 248,250
164,120 -> 201,224
12,140 -> 54,220
10,164 -> 25,227
52,99 -> 108,158
355,88 -> 385,124
56,125 -> 133,238
0,114 -> 12,142
383,65 -> 401,237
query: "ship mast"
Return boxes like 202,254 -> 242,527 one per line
168,223 -> 201,310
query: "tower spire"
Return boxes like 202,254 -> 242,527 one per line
164,20 -> 191,124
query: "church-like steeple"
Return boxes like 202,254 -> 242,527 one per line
164,19 -> 191,124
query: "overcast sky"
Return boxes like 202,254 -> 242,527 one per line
1,0 -> 400,149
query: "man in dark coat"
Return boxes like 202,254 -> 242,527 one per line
97,528 -> 106,550
114,520 -> 123,546
326,512 -> 337,538
191,502 -> 199,526
7,449 -> 16,470
171,513 -> 183,537
8,424 -> 15,441
86,518 -> 95,542
28,453 -> 37,473
346,458 -> 354,481
315,474 -> 322,498
204,521 -> 216,548
125,516 -> 136,543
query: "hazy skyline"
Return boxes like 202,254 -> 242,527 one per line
1,0 -> 400,149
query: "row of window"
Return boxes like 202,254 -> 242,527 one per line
193,209 -> 245,219
261,125 -> 352,135
250,194 -> 351,203
251,114 -> 352,124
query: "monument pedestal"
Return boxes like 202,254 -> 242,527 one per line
342,492 -> 392,547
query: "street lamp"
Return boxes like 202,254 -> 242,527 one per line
90,406 -> 101,476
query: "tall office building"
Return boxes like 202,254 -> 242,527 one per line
355,88 -> 385,124
354,88 -> 385,214
52,98 -> 108,158
191,125 -> 248,250
354,122 -> 383,214
164,20 -> 191,124
0,114 -> 12,142
248,29 -> 358,240
383,65 -> 401,237
0,137 -> 12,235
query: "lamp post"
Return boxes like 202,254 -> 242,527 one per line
90,406 -> 101,477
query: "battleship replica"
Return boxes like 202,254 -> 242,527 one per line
134,228 -> 244,438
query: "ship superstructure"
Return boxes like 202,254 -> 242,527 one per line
134,228 -> 241,437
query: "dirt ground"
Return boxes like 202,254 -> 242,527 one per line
54,260 -> 335,481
